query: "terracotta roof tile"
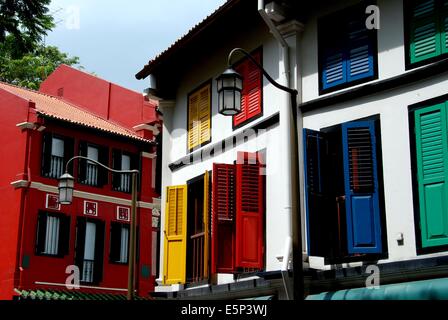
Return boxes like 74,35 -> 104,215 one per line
0,82 -> 153,144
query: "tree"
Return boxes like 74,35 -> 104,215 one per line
0,1 -> 82,89
0,0 -> 54,57
0,38 -> 80,90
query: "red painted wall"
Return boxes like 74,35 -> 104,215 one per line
0,89 -> 159,298
39,65 -> 158,130
15,121 -> 157,297
0,90 -> 33,299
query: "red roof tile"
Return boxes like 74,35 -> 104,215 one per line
0,82 -> 153,144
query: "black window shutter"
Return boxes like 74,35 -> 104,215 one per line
75,218 -> 87,271
109,223 -> 121,263
58,215 -> 71,257
93,221 -> 105,283
36,213 -> 48,254
78,141 -> 88,183
41,133 -> 53,177
98,146 -> 109,187
64,137 -> 74,174
112,150 -> 122,190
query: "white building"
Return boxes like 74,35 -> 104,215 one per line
137,0 -> 448,300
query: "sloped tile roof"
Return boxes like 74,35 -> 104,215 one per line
0,82 -> 153,144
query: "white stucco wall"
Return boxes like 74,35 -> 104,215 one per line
157,25 -> 301,286
300,0 -> 448,269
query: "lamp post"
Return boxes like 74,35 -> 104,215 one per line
58,156 -> 139,301
217,48 -> 304,300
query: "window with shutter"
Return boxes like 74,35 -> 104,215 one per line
303,120 -> 385,261
212,163 -> 236,274
414,103 -> 448,248
75,218 -> 104,284
342,121 -> 382,254
235,152 -> 264,270
408,0 -> 448,65
110,223 -> 130,264
188,83 -> 211,151
233,51 -> 262,128
35,212 -> 70,257
163,185 -> 188,284
319,4 -> 377,92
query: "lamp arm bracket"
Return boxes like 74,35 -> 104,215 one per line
65,156 -> 140,175
228,48 -> 298,97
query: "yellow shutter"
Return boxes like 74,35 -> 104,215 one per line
203,171 -> 210,279
163,185 -> 188,285
188,84 -> 211,150
199,85 -> 211,145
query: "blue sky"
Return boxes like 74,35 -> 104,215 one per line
46,0 -> 227,92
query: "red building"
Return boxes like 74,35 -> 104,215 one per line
0,71 -> 161,300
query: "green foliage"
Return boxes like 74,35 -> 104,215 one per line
0,0 -> 54,56
0,1 -> 83,89
0,40 -> 81,90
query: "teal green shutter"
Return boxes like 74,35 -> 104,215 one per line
415,103 -> 448,248
441,0 -> 448,54
410,0 -> 441,63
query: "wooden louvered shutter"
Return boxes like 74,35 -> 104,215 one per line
347,17 -> 375,82
188,93 -> 199,150
410,0 -> 441,63
342,121 -> 382,254
235,152 -> 264,269
415,103 -> 448,247
234,52 -> 262,127
198,85 -> 211,145
203,171 -> 210,278
441,0 -> 448,54
163,185 -> 187,284
212,163 -> 236,274
303,129 -> 335,257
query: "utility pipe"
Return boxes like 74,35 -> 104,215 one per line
257,0 -> 303,300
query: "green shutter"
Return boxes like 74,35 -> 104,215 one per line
410,0 -> 441,63
415,103 -> 448,248
441,0 -> 448,54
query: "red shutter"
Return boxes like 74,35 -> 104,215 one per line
212,163 -> 236,274
233,51 -> 262,127
235,152 -> 264,269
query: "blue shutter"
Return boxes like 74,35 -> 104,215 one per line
347,19 -> 375,82
303,129 -> 328,256
342,121 -> 382,254
322,50 -> 347,90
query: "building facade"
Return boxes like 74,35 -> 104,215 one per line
0,74 -> 161,300
136,0 -> 448,300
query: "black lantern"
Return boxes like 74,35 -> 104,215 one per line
216,68 -> 243,116
58,172 -> 75,205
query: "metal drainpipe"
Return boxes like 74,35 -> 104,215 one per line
258,0 -> 297,300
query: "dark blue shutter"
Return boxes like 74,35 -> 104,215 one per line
342,121 -> 382,254
322,50 -> 347,90
303,129 -> 331,256
347,19 -> 375,82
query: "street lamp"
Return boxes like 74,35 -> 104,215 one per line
218,48 -> 303,300
216,68 -> 243,115
58,156 -> 139,301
